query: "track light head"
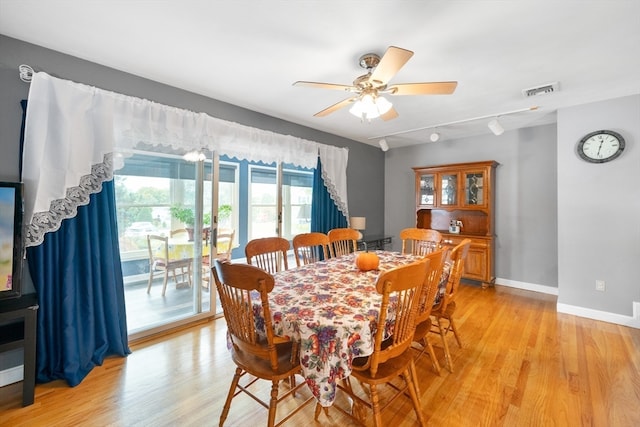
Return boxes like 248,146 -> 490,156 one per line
488,118 -> 505,136
379,138 -> 389,152
429,132 -> 440,142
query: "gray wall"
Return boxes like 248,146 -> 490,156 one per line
386,93 -> 640,320
384,123 -> 559,288
557,95 -> 640,316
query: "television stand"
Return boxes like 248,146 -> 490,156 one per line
0,294 -> 38,407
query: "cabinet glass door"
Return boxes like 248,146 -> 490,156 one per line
464,171 -> 485,206
418,173 -> 435,206
440,174 -> 458,206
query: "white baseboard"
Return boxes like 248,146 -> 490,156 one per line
0,365 -> 23,387
557,303 -> 640,329
494,277 -> 559,295
494,278 -> 639,329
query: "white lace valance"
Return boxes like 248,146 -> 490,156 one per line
22,72 -> 349,247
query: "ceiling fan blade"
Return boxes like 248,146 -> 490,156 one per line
293,81 -> 355,92
387,81 -> 458,96
314,97 -> 356,117
380,107 -> 399,121
368,46 -> 414,86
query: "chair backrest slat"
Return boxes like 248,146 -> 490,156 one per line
245,237 -> 290,274
212,260 -> 279,370
400,227 -> 443,256
327,228 -> 359,257
416,249 -> 446,324
147,234 -> 169,263
437,238 -> 471,313
215,229 -> 235,261
366,257 -> 430,377
293,232 -> 330,267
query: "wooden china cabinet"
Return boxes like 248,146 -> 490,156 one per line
412,160 -> 498,287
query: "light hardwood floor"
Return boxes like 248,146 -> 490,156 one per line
2,284 -> 639,426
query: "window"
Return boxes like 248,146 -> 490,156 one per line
249,166 -> 277,240
114,152 -> 314,335
282,167 -> 313,240
247,164 -> 313,240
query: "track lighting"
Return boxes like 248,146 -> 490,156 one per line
368,106 -> 538,142
488,118 -> 504,136
379,138 -> 389,152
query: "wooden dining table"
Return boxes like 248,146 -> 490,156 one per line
253,250 -> 422,407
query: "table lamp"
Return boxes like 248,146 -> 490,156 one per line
350,216 -> 366,241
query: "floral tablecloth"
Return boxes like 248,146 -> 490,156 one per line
256,250 -> 421,407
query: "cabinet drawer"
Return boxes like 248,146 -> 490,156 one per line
442,235 -> 488,249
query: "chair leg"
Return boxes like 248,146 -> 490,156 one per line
449,317 -> 463,348
437,317 -> 454,373
171,268 -> 180,287
342,377 -> 366,423
146,269 -> 154,294
220,367 -> 242,426
370,384 -> 383,427
406,363 -> 427,426
268,380 -> 279,427
314,402 -> 329,421
162,270 -> 169,296
423,337 -> 441,375
409,357 -> 422,397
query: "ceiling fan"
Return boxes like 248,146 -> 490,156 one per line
293,46 -> 457,121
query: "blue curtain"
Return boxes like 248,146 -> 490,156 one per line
310,157 -> 347,234
26,180 -> 130,386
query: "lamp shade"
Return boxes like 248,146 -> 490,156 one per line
349,216 -> 366,230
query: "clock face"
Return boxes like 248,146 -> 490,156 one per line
577,130 -> 625,163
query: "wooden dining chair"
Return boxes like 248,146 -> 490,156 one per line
292,232 -> 330,267
212,260 -> 314,426
245,236 -> 290,274
146,234 -> 192,296
170,228 -> 189,239
202,229 -> 235,290
412,248 -> 447,376
400,227 -> 443,256
320,257 -> 430,427
327,228 -> 359,257
431,238 -> 471,373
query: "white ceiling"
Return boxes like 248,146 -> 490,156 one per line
2,1 -> 639,150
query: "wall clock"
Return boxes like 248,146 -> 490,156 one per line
577,130 -> 625,163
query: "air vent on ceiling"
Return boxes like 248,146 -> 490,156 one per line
522,82 -> 559,97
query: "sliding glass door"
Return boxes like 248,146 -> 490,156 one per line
114,152 -> 313,336
114,151 -> 211,335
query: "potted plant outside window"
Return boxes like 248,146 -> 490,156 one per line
170,205 -> 231,241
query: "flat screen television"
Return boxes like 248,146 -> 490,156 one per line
0,181 -> 24,300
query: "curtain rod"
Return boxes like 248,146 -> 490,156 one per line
368,106 -> 539,140
19,64 -> 34,83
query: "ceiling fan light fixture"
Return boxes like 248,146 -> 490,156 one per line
349,94 -> 392,120
375,96 -> 393,115
488,118 -> 504,136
